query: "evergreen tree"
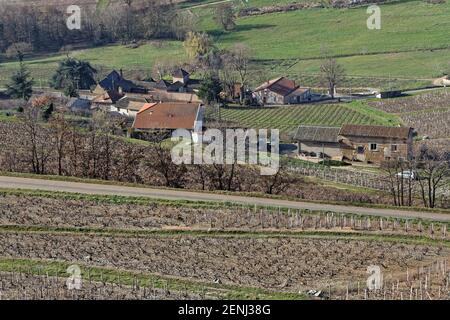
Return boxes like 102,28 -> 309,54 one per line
51,57 -> 97,90
6,53 -> 33,100
198,74 -> 223,105
63,81 -> 80,98
42,103 -> 54,121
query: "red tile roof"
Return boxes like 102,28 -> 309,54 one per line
137,103 -> 158,114
254,77 -> 307,97
133,102 -> 202,130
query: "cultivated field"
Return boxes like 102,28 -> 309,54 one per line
0,272 -> 203,300
368,89 -> 450,139
219,102 -> 400,135
1,190 -> 450,300
2,231 -> 449,294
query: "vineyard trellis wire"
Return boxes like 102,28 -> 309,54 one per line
287,162 -> 389,191
0,271 -> 206,300
325,257 -> 450,300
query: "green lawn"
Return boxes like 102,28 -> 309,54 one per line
220,102 -> 401,135
0,42 -> 186,86
197,1 -> 450,59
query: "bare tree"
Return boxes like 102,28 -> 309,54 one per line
224,44 -> 252,103
123,0 -> 134,41
144,131 -> 188,188
416,146 -> 450,208
152,59 -> 181,81
214,3 -> 236,31
261,166 -> 301,195
320,58 -> 345,99
206,164 -> 237,191
382,160 -> 415,207
48,113 -> 71,176
20,105 -> 51,174
172,11 -> 196,40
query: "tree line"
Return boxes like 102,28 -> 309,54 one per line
0,1 -> 194,57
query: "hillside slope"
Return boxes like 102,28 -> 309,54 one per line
0,0 -> 448,90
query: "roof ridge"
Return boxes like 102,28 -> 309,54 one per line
137,102 -> 158,114
297,125 -> 341,129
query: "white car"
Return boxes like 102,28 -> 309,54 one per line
396,170 -> 418,180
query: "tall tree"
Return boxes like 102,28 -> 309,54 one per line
51,57 -> 97,90
20,104 -> 51,174
123,0 -> 134,41
6,53 -> 33,100
320,58 -> 345,99
49,113 -> 71,176
224,43 -> 252,103
214,4 -> 236,31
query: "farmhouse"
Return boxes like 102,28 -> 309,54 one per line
253,77 -> 311,105
293,124 -> 415,165
339,124 -> 414,164
149,69 -> 202,103
94,70 -> 147,94
293,125 -> 342,160
132,102 -> 204,141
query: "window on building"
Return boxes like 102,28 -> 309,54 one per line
391,144 -> 398,152
370,143 -> 378,151
357,146 -> 364,154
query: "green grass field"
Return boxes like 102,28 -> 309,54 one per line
0,0 -> 448,89
220,102 -> 401,135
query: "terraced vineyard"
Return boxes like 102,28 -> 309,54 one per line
2,191 -> 450,300
220,103 -> 399,135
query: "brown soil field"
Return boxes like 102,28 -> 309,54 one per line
0,194 -> 243,230
0,272 -> 201,300
1,232 -> 448,294
1,194 -> 449,238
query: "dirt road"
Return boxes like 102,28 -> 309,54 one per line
0,176 -> 448,221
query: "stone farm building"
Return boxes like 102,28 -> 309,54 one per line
253,77 -> 311,105
294,124 -> 414,165
339,124 -> 414,164
293,126 -> 342,160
